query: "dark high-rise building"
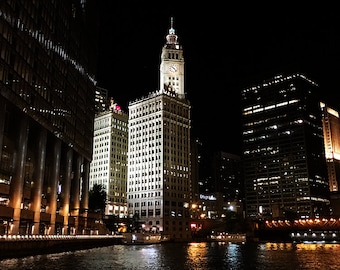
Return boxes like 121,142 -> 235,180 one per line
211,151 -> 243,203
241,73 -> 330,220
95,86 -> 109,113
190,138 -> 201,206
0,0 -> 97,235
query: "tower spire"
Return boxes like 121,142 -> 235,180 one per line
166,17 -> 178,45
160,16 -> 184,98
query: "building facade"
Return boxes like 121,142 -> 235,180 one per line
320,102 -> 340,193
89,98 -> 128,217
95,86 -> 109,113
211,151 -> 243,202
127,19 -> 192,241
0,0 -> 97,235
241,73 -> 330,220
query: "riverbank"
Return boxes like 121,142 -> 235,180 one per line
0,235 -> 123,259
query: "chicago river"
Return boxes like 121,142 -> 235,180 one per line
1,241 -> 340,270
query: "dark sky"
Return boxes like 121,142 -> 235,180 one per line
95,2 -> 340,155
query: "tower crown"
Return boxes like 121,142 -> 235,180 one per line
165,17 -> 179,48
160,17 -> 185,98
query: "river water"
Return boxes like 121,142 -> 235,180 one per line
1,241 -> 340,269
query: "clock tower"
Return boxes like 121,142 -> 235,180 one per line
128,18 -> 192,241
160,17 -> 185,99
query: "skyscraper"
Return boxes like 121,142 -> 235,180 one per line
241,73 -> 330,220
127,18 -> 192,241
211,151 -> 243,204
320,102 -> 340,193
0,0 -> 97,235
95,86 -> 109,113
89,98 -> 128,217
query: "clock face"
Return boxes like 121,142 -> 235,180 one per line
169,64 -> 178,73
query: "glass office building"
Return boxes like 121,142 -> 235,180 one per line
0,0 -> 97,235
241,73 -> 330,220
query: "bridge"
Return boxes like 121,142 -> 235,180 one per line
252,218 -> 340,241
262,218 -> 340,231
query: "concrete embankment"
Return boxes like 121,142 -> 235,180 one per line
0,235 -> 123,259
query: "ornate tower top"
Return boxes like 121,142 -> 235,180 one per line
165,17 -> 179,48
160,17 -> 185,98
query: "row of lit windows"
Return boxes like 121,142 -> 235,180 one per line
94,137 -> 109,146
141,201 -> 161,207
130,128 -> 162,136
128,155 -> 162,164
128,170 -> 163,177
243,99 -> 299,116
129,101 -> 163,117
129,200 -> 184,208
128,185 -> 162,193
130,120 -> 162,130
242,74 -> 317,94
129,134 -> 162,142
95,117 -> 127,131
129,99 -> 189,119
89,173 -> 110,180
94,117 -> 111,130
243,118 -> 304,136
128,156 -> 189,167
129,143 -> 162,152
128,176 -> 162,183
128,163 -> 161,171
93,127 -> 111,137
90,160 -> 109,172
127,192 -> 162,199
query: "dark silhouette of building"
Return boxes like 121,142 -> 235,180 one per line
0,0 -> 97,235
95,86 -> 109,113
212,151 -> 243,203
190,138 -> 201,206
241,73 -> 330,220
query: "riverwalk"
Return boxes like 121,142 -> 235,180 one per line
0,234 -> 123,259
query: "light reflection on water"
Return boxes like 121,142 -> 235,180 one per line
2,242 -> 340,269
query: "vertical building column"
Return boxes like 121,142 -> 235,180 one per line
31,128 -> 47,235
81,159 -> 90,233
0,99 -> 6,163
47,138 -> 61,235
60,147 -> 73,235
71,153 -> 82,234
8,115 -> 29,235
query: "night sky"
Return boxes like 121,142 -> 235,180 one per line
95,2 -> 340,155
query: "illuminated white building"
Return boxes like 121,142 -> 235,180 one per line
127,18 -> 192,241
320,102 -> 340,192
89,99 -> 128,217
